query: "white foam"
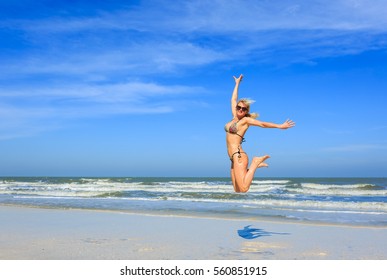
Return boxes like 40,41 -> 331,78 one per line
296,183 -> 386,196
252,180 -> 290,184
301,183 -> 372,189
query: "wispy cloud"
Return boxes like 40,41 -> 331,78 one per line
0,81 -> 206,140
14,0 -> 387,33
1,81 -> 204,100
0,103 -> 58,140
1,0 -> 387,140
3,0 -> 387,75
0,39 -> 226,82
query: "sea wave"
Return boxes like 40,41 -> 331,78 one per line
298,183 -> 387,196
1,177 -> 386,226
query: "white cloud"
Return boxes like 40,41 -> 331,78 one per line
15,0 -> 387,33
0,81 -> 206,140
1,0 -> 386,84
0,41 -> 225,81
2,0 -> 387,140
1,81 -> 203,99
0,103 -> 58,140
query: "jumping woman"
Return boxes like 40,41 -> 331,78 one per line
225,74 -> 295,193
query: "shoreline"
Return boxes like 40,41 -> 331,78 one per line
1,202 -> 386,229
1,205 -> 387,260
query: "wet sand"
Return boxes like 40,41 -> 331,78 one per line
1,205 -> 386,260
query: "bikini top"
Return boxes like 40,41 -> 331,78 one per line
224,120 -> 246,142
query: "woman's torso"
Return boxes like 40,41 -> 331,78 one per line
225,118 -> 248,156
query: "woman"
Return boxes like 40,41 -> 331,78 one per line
225,74 -> 295,193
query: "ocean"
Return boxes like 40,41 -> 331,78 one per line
0,177 -> 386,226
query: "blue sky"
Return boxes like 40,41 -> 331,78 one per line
1,0 -> 386,177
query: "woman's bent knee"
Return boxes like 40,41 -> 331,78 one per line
234,184 -> 250,193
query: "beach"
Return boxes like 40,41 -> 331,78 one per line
1,205 -> 386,260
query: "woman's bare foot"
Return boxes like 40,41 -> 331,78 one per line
252,155 -> 270,167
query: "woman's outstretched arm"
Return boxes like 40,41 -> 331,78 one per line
247,118 -> 295,129
231,74 -> 243,117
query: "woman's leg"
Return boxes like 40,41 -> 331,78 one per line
230,162 -> 237,192
232,154 -> 269,193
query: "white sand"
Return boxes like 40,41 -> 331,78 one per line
0,205 -> 386,260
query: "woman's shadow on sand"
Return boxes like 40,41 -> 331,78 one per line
237,225 -> 289,240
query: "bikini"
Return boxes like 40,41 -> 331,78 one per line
224,120 -> 246,161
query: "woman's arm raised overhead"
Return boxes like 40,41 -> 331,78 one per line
231,74 -> 243,117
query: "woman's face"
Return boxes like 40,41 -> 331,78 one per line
236,102 -> 248,117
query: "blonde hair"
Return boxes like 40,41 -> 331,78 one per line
238,98 -> 259,119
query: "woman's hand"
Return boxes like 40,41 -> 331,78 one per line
279,119 -> 296,129
233,74 -> 243,84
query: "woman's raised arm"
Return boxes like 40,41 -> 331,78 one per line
231,74 -> 243,117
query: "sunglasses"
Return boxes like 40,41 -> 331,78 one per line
236,105 -> 248,112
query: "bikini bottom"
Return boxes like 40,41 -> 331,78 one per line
230,146 -> 246,162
